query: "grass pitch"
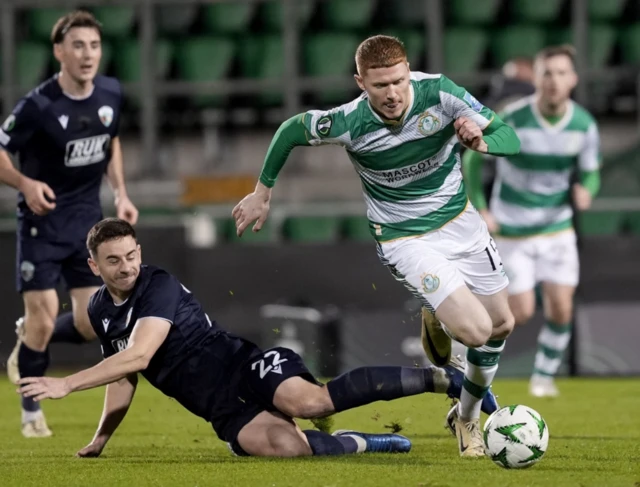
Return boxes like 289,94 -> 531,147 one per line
0,376 -> 638,487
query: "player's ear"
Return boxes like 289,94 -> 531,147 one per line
87,257 -> 100,277
354,73 -> 366,91
53,43 -> 64,64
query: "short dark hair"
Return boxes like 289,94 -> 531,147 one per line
51,10 -> 102,45
535,44 -> 576,67
87,218 -> 136,257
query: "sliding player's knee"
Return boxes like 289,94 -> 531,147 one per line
267,427 -> 311,457
277,386 -> 333,419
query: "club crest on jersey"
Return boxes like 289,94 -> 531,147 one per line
65,134 -> 111,167
417,111 -> 441,136
421,273 -> 440,294
316,116 -> 332,137
463,92 -> 483,112
98,105 -> 114,127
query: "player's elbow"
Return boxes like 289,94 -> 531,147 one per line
128,349 -> 152,371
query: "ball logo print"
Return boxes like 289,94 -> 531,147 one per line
417,111 -> 441,136
251,350 -> 288,379
483,404 -> 549,469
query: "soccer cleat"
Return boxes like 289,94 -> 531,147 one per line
7,317 -> 25,385
442,354 -> 500,416
332,430 -> 411,454
22,412 -> 53,438
450,409 -> 485,458
529,374 -> 559,398
421,307 -> 451,366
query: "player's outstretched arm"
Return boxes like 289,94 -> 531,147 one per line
233,113 -> 311,237
106,136 -> 138,225
18,317 -> 170,400
77,373 -> 138,458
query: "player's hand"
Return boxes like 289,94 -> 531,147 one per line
479,209 -> 500,234
232,183 -> 272,237
454,117 -> 488,153
76,440 -> 106,458
19,177 -> 56,216
115,195 -> 139,225
572,183 -> 593,211
17,376 -> 71,401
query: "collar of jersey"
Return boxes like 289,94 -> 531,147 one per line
55,73 -> 95,100
367,83 -> 415,126
531,96 -> 574,133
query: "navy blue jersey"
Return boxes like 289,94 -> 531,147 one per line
87,265 -> 252,421
0,74 -> 122,222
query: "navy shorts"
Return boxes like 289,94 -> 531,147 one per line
16,215 -> 102,293
210,346 -> 320,456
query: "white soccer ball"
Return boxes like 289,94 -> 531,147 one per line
483,405 -> 549,469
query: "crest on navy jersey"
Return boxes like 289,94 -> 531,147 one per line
98,105 -> 114,127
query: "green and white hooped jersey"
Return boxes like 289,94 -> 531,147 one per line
302,71 -> 497,242
491,96 -> 600,238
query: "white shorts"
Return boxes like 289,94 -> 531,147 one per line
494,229 -> 579,295
377,204 -> 509,311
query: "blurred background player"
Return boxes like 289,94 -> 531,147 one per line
463,45 -> 601,398
0,10 -> 138,437
17,218 -> 497,459
232,35 -> 519,457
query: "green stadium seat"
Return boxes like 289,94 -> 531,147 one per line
28,8 -> 69,42
578,211 -> 624,235
239,35 -> 284,105
175,37 -> 235,107
625,212 -> 640,235
598,166 -> 640,197
16,42 -> 50,89
156,5 -> 198,35
283,216 -> 341,243
261,0 -> 315,31
491,26 -> 546,67
376,29 -> 425,68
450,0 -> 501,25
224,218 -> 276,244
98,41 -> 113,75
342,216 -> 372,241
620,23 -> 640,64
92,6 -> 136,38
388,0 -> 425,27
588,0 -> 627,21
113,39 -> 174,82
304,33 -> 360,104
324,0 -> 376,30
444,28 -> 488,73
548,25 -> 616,68
203,2 -> 257,34
511,0 -> 563,23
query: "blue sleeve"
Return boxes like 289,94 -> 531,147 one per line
0,98 -> 42,154
136,273 -> 182,324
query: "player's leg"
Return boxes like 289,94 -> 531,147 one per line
435,236 -> 516,457
50,246 -> 102,343
13,289 -> 59,438
530,231 -> 580,397
496,236 -> 537,327
233,410 -> 410,457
